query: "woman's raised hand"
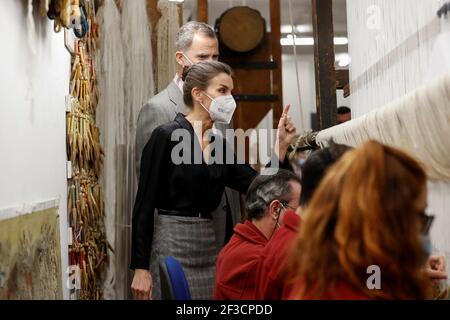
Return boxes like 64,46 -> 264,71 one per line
275,105 -> 297,162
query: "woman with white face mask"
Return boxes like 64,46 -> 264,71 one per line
130,61 -> 296,300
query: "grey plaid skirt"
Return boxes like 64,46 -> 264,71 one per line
149,213 -> 217,300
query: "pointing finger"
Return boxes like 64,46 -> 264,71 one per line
282,105 -> 291,118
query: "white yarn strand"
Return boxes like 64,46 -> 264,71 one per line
157,0 -> 180,92
320,0 -> 450,284
122,0 -> 155,142
346,0 -> 450,116
119,0 -> 155,299
96,0 -> 126,299
95,0 -> 157,299
317,73 -> 450,181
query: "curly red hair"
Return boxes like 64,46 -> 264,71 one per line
285,141 -> 431,299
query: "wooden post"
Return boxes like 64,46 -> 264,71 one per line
198,0 -> 208,23
335,69 -> 349,90
270,0 -> 283,129
312,0 -> 337,129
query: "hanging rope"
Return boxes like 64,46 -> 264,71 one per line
96,0 -> 126,300
288,0 -> 305,132
122,0 -> 155,142
67,36 -> 111,300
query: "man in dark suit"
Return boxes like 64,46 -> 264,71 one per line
135,21 -> 241,256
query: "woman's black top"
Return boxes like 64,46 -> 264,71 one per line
130,113 -> 283,270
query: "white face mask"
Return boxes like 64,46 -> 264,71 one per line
200,92 -> 237,124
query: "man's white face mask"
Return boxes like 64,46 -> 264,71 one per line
182,52 -> 194,67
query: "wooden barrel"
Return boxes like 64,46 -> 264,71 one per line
216,6 -> 266,53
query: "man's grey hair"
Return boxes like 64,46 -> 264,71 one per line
176,21 -> 217,52
246,169 -> 301,221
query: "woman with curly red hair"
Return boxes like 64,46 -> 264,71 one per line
285,141 -> 433,300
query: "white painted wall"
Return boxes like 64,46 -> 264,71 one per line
247,52 -> 353,143
282,54 -> 350,132
250,54 -> 316,160
0,1 -> 70,299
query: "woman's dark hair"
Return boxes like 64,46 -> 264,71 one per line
337,106 -> 351,115
182,61 -> 233,107
300,143 -> 351,206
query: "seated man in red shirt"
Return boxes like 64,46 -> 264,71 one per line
214,169 -> 301,300
256,144 -> 351,300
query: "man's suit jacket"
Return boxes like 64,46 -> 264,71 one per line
135,81 -> 242,251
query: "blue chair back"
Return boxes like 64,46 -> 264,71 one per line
159,256 -> 191,300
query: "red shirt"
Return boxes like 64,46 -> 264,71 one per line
286,280 -> 370,300
214,220 -> 268,300
256,210 -> 301,300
